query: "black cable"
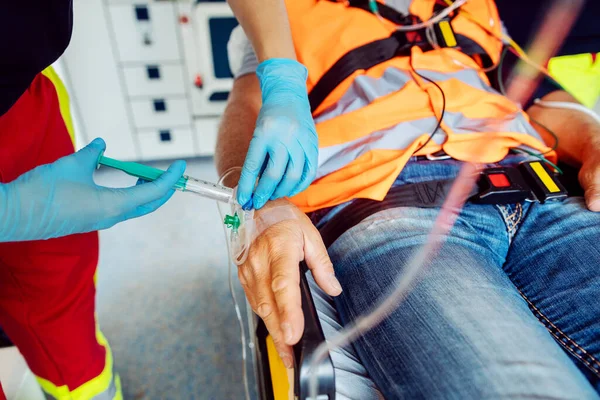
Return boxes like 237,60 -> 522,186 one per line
496,45 -> 559,153
409,56 -> 447,154
528,117 -> 559,153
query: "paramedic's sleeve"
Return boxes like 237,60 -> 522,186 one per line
0,138 -> 186,241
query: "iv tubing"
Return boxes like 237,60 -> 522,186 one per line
395,0 -> 467,31
369,0 -> 467,31
533,99 -> 600,125
217,167 -> 251,400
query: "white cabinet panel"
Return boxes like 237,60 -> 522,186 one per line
194,117 -> 219,156
137,127 -> 196,160
123,64 -> 186,97
61,0 -> 233,161
62,0 -> 138,159
130,97 -> 191,129
109,2 -> 180,63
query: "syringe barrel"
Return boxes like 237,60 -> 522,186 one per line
182,175 -> 233,203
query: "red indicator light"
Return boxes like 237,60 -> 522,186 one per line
194,74 -> 203,89
489,173 -> 510,188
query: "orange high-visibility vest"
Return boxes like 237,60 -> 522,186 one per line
287,0 -> 555,212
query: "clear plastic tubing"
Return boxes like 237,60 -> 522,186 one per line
181,176 -> 233,204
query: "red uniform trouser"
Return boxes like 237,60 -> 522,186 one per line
0,68 -> 121,399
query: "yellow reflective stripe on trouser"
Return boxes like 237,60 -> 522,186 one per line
41,66 -> 76,147
36,328 -> 122,400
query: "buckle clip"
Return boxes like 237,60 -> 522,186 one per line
426,150 -> 452,161
518,161 -> 568,203
471,162 -> 568,205
472,167 -> 532,204
433,19 -> 457,48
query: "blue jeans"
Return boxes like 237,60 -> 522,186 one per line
324,158 -> 600,399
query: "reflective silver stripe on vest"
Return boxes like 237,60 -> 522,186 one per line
315,67 -> 500,123
445,111 -> 542,140
317,110 -> 542,179
43,371 -> 118,400
314,66 -> 542,178
315,68 -> 412,123
92,374 -> 118,400
416,68 -> 500,95
317,116 -> 445,178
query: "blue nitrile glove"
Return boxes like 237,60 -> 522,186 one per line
237,58 -> 318,210
0,138 -> 186,242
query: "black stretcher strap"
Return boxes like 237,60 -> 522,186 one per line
318,180 -> 478,248
317,160 -> 572,249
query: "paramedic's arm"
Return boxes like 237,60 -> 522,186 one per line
0,139 -> 185,241
527,90 -> 600,211
215,75 -> 261,187
227,0 -> 295,61
216,74 -> 341,367
226,0 -> 318,209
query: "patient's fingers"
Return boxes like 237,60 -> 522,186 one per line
245,237 -> 294,368
301,216 -> 342,296
270,242 -> 304,346
585,184 -> 600,212
579,161 -> 600,212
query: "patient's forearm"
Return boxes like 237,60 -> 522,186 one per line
215,75 -> 262,188
527,90 -> 600,167
227,0 -> 296,62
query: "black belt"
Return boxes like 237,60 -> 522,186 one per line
316,161 -> 569,249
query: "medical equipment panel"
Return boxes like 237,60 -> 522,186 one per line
61,0 -> 237,160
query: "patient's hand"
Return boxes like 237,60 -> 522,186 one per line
579,136 -> 600,212
239,198 -> 342,368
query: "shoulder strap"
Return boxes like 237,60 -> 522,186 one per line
308,30 -> 491,112
308,30 -> 427,112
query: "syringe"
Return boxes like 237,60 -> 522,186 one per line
97,155 -> 234,204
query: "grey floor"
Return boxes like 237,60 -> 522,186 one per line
94,158 -> 257,400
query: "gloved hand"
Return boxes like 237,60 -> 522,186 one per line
237,58 -> 318,210
0,138 -> 186,242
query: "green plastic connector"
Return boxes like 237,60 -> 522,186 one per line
97,155 -> 188,190
368,0 -> 379,14
224,213 -> 241,232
